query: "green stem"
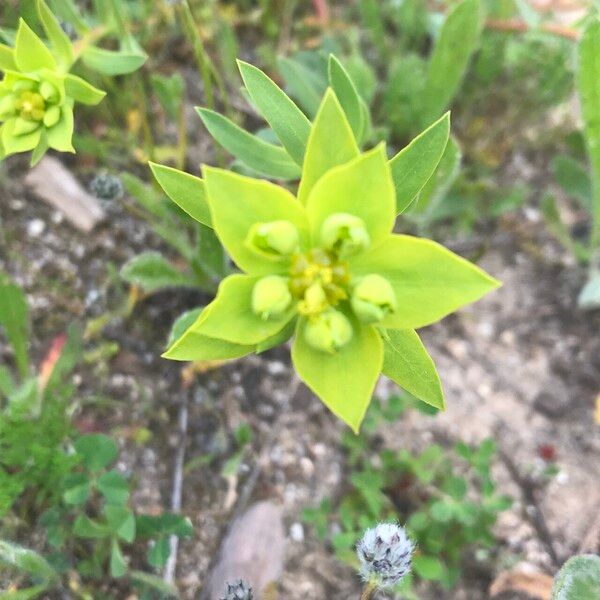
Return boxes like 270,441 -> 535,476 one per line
360,582 -> 377,600
134,74 -> 155,162
177,98 -> 188,171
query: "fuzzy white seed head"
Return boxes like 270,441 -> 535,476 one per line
220,579 -> 253,600
356,523 -> 413,587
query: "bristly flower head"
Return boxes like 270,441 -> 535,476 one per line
160,89 -> 500,433
357,523 -> 413,588
220,579 -> 253,600
90,172 -> 124,201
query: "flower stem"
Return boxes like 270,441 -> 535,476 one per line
360,582 -> 377,600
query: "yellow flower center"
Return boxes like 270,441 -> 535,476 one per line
16,91 -> 46,121
290,248 -> 350,316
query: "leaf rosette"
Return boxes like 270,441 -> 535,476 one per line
0,3 -> 106,164
160,89 -> 500,432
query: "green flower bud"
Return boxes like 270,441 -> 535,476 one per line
43,105 -> 61,128
0,95 -> 16,118
15,91 -> 45,121
39,80 -> 59,103
304,310 -> 353,353
252,275 -> 292,320
246,220 -> 299,257
320,213 -> 370,258
12,79 -> 36,93
351,274 -> 397,323
13,117 -> 40,136
298,282 -> 328,315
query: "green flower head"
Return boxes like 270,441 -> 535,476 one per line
0,5 -> 105,164
161,90 -> 500,432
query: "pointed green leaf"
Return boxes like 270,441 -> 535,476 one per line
0,44 -> 16,71
298,88 -> 359,204
0,585 -> 48,599
1,118 -> 42,155
389,112 -> 450,214
277,55 -> 324,117
409,135 -> 461,218
196,108 -> 300,180
81,45 -> 146,75
306,144 -> 395,247
237,60 -> 311,165
37,0 -> 73,69
0,272 -> 29,379
46,104 -> 74,152
164,302 -> 253,361
65,74 -> 105,105
120,252 -> 198,293
328,55 -> 364,142
167,308 -> 203,348
421,0 -> 481,125
382,329 -> 444,410
148,162 -> 212,227
147,537 -> 170,569
63,473 -> 90,505
292,316 -> 383,433
30,131 -> 49,167
14,19 -> 56,72
179,273 -> 295,345
579,19 -> 600,247
204,166 -> 309,275
350,234 -> 500,329
0,540 -> 58,584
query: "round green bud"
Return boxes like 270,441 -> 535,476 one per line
13,117 -> 40,136
39,81 -> 59,103
298,282 -> 328,316
43,105 -> 61,128
320,213 -> 370,258
351,274 -> 397,323
252,275 -> 292,320
0,95 -> 16,119
246,220 -> 299,257
304,309 -> 353,353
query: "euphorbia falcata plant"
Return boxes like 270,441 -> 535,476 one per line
0,0 -> 106,164
156,84 -> 499,432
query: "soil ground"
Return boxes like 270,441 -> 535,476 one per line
1,132 -> 599,599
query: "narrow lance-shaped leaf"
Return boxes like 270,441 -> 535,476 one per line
120,252 -> 199,293
237,60 -> 311,166
298,88 -> 359,205
65,74 -> 106,105
420,0 -> 481,125
148,162 -> 212,227
381,329 -> 444,410
196,108 -> 301,181
0,273 -> 29,379
81,45 -> 146,76
389,112 -> 450,214
277,55 -> 325,117
328,54 -> 365,143
579,19 -> 600,247
37,0 -> 74,69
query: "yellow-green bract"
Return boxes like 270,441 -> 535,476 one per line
0,1 -> 105,165
156,90 -> 500,433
